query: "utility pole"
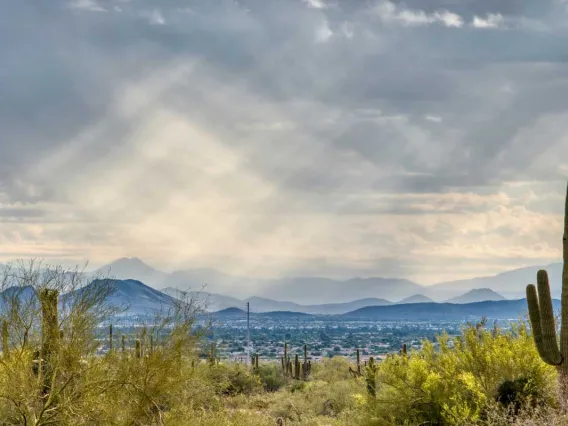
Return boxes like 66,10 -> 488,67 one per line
246,302 -> 251,366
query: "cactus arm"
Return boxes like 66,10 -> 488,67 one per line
527,284 -> 555,364
536,270 -> 562,364
561,181 -> 568,359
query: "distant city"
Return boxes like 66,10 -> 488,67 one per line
43,256 -> 554,361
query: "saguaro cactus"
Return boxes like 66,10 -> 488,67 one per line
282,342 -> 289,375
252,353 -> 259,370
349,349 -> 363,377
301,344 -> 311,380
1,320 -> 9,358
208,342 -> 217,366
109,324 -> 113,351
294,354 -> 300,380
365,357 -> 378,398
526,181 -> 568,402
135,339 -> 141,358
39,289 -> 59,393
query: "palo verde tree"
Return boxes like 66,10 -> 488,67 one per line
526,180 -> 568,405
0,260 -> 209,425
0,260 -> 119,425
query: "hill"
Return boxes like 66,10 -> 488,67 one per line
164,289 -> 391,314
81,279 -> 176,316
342,299 -> 551,321
431,263 -> 562,300
210,307 -> 248,319
447,288 -> 506,304
397,294 -> 433,304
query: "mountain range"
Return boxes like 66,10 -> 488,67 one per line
163,288 -> 392,314
92,257 -> 556,304
0,278 -> 551,321
343,299 -> 549,321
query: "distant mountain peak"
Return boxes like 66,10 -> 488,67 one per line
107,257 -> 154,269
397,294 -> 434,304
447,288 -> 506,304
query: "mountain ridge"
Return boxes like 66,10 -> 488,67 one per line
91,257 -> 563,304
446,288 -> 506,304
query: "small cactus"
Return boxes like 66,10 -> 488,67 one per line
365,357 -> 378,398
121,335 -> 126,354
349,349 -> 363,377
209,342 -> 216,366
1,320 -> 9,358
301,344 -> 311,380
135,339 -> 141,358
282,342 -> 289,376
109,324 -> 113,352
251,353 -> 259,370
39,289 -> 60,394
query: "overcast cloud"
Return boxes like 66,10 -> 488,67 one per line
1,0 -> 568,283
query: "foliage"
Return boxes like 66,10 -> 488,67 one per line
257,363 -> 287,392
365,321 -> 556,426
1,260 -> 568,426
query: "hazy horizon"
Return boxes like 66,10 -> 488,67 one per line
0,255 -> 563,288
3,1 -> 568,285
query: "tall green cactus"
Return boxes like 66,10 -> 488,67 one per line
527,270 -> 562,365
109,324 -> 113,352
349,348 -> 363,377
301,344 -> 311,380
209,342 -> 216,366
282,342 -> 290,377
294,354 -> 300,380
39,289 -> 59,394
526,181 -> 568,401
1,320 -> 9,358
365,356 -> 378,398
135,339 -> 141,358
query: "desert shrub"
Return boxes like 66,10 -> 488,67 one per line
269,375 -> 364,424
483,402 -> 568,426
204,363 -> 263,396
366,321 -> 556,425
495,377 -> 541,414
257,363 -> 287,392
312,356 -> 352,383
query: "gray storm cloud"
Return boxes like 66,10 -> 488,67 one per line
1,0 -> 568,283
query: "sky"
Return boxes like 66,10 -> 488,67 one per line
2,0 -> 568,284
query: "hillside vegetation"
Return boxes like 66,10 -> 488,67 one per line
0,261 -> 567,426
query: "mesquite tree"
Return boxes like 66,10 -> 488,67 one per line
526,181 -> 568,403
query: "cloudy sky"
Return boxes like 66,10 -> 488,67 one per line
2,0 -> 568,284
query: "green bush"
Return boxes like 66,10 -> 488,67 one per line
204,363 -> 263,396
257,363 -> 287,392
365,321 -> 556,426
496,377 -> 540,414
